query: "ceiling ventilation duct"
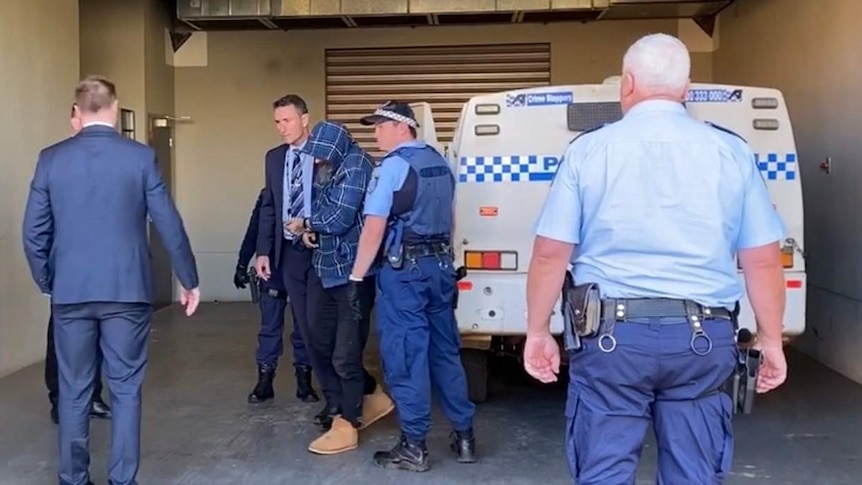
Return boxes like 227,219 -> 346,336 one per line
175,0 -> 734,35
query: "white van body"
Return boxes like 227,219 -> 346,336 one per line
448,81 -> 806,350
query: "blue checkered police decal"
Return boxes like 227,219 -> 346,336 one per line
459,155 -> 560,183
756,153 -> 796,181
458,153 -> 799,184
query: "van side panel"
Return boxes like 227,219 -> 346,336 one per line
451,83 -> 805,339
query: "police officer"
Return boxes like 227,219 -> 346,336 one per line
234,188 -> 319,404
349,101 -> 477,472
523,33 -> 789,484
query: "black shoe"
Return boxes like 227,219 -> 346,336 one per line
313,404 -> 340,430
450,429 -> 477,463
295,366 -> 320,403
248,364 -> 276,403
373,435 -> 430,472
90,398 -> 112,420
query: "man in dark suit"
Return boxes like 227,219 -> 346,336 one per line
254,94 -> 331,426
44,104 -> 112,425
22,75 -> 200,485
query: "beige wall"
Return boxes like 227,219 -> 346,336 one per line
79,0 -> 146,143
715,0 -> 862,382
80,0 -> 175,143
144,0 -> 175,121
0,0 -> 79,377
173,19 -> 712,303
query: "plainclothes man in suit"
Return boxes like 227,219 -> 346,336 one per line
44,104 -> 112,425
255,94 -> 335,428
22,75 -> 201,485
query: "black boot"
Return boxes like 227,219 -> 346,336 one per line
373,435 -> 430,472
450,428 -> 477,463
90,396 -> 112,420
248,364 -> 275,403
313,404 -> 340,430
295,366 -> 320,403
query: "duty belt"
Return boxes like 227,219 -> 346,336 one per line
403,242 -> 451,260
600,298 -> 734,321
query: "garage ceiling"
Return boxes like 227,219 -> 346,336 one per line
174,0 -> 735,36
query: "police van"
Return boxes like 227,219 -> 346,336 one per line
445,79 -> 806,403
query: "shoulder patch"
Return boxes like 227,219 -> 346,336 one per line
367,167 -> 381,193
705,121 -> 747,143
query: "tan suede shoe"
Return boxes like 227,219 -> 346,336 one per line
359,385 -> 396,430
308,416 -> 358,455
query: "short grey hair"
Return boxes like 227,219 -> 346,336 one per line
622,33 -> 690,95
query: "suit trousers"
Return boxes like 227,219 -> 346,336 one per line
46,313 -> 104,405
280,242 -> 330,395
52,301 -> 153,485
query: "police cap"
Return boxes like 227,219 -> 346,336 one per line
359,100 -> 420,129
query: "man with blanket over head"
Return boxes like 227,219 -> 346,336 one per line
284,120 -> 395,455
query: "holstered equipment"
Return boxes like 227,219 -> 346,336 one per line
248,267 -> 261,303
561,271 -> 602,352
722,328 -> 763,415
453,266 -> 467,309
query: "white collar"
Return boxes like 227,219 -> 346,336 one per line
83,121 -> 114,128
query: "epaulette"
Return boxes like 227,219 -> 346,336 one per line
705,121 -> 747,143
568,122 -> 609,146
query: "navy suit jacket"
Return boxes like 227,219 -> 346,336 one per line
22,125 -> 199,305
256,144 -> 290,268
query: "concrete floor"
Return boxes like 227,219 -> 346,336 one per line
1,302 -> 862,484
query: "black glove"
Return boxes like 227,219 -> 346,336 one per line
233,265 -> 249,289
346,279 -> 363,322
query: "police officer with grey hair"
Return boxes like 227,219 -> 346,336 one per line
524,33 -> 788,483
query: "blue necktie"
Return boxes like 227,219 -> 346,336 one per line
289,151 -> 304,220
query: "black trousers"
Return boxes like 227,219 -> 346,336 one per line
46,313 -> 104,405
358,276 -> 377,392
307,277 -> 378,425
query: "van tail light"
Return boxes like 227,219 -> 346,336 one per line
736,241 -> 796,270
786,279 -> 802,289
780,244 -> 794,268
464,250 -> 518,270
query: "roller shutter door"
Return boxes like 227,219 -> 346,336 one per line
325,43 -> 551,158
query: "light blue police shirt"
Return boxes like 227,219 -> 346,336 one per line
283,140 -> 314,239
534,99 -> 786,309
363,140 -> 427,218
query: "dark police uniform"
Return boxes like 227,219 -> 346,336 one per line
356,102 -> 477,472
235,188 -> 318,403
